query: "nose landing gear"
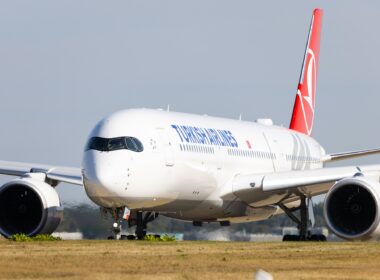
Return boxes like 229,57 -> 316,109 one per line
103,207 -> 126,240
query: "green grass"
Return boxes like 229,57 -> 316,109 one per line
9,234 -> 62,242
144,234 -> 176,241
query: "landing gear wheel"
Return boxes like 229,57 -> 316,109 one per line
310,234 -> 327,241
319,235 -> 327,241
120,235 -> 128,240
282,235 -> 290,241
127,235 -> 136,240
282,235 -> 300,241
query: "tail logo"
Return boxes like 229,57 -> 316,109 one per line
297,48 -> 316,135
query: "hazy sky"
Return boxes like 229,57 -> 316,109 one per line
1,1 -> 380,204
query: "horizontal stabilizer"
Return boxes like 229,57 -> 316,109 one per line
322,148 -> 380,162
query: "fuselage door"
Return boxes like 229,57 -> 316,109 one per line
156,128 -> 174,167
263,131 -> 287,172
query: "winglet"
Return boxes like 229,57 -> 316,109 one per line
289,9 -> 323,136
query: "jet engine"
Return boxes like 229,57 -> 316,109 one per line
0,175 -> 62,238
324,177 -> 380,241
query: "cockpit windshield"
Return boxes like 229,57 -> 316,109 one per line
85,137 -> 144,152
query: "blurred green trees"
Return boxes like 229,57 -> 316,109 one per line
57,202 -> 326,239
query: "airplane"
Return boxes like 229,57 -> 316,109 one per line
1,8 -> 380,242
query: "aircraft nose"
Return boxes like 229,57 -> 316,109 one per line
82,151 -> 120,198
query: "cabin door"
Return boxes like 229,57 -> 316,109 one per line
263,131 -> 286,172
156,128 -> 174,167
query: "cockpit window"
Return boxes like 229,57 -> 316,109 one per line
133,138 -> 144,152
125,137 -> 137,151
85,137 -> 144,152
108,137 -> 125,151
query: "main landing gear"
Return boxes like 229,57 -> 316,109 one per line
104,207 -> 158,240
128,211 -> 159,240
278,195 -> 327,242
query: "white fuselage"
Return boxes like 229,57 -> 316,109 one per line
82,108 -> 325,222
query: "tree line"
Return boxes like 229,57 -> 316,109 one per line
57,202 -> 326,239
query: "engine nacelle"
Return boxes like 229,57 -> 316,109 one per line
0,176 -> 62,238
324,177 -> 380,241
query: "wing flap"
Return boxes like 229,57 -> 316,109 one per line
230,164 -> 380,207
262,166 -> 364,191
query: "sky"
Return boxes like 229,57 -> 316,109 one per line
0,1 -> 380,205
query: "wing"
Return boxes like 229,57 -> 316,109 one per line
227,164 -> 380,207
0,160 -> 82,186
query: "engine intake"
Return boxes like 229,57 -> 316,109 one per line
324,177 -> 380,241
0,176 -> 62,238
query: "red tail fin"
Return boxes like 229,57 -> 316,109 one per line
289,9 -> 323,136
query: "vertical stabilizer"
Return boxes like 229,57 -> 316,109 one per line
289,9 -> 323,136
